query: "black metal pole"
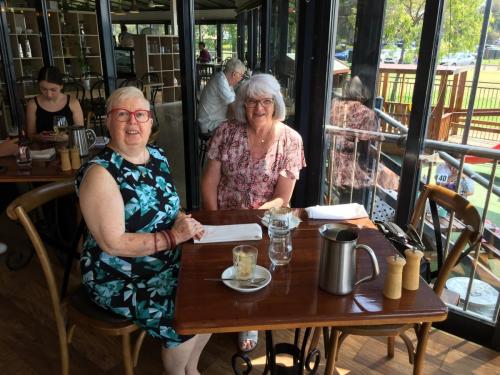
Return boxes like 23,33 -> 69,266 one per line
292,0 -> 337,207
395,0 -> 445,227
176,0 -> 199,210
0,0 -> 24,136
350,0 -> 386,107
216,23 -> 222,61
237,12 -> 245,61
35,0 -> 53,67
247,10 -> 254,69
96,0 -> 117,95
260,0 -> 271,72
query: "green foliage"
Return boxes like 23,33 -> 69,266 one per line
384,0 -> 485,62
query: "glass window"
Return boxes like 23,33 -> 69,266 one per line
269,0 -> 298,126
222,24 -> 237,60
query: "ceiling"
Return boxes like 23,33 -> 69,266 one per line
63,1 -> 237,12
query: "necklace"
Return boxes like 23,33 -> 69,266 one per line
251,125 -> 274,147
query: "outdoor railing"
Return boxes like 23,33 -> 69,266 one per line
324,116 -> 500,324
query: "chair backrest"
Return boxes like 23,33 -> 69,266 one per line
119,78 -> 144,91
90,79 -> 106,114
6,179 -> 76,374
63,81 -> 85,104
409,184 -> 482,296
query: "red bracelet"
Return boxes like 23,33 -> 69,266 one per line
158,230 -> 170,250
153,232 -> 158,254
165,229 -> 177,249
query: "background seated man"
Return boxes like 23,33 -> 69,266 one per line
435,157 -> 475,197
197,42 -> 212,63
197,58 -> 246,134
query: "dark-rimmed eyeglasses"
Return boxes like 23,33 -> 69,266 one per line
245,98 -> 274,108
107,108 -> 152,123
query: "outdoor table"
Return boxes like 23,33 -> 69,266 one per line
174,209 -> 448,375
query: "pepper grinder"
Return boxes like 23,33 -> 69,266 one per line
59,148 -> 71,171
383,254 -> 406,299
403,248 -> 424,290
69,146 -> 81,169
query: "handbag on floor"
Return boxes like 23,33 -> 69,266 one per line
375,220 -> 432,283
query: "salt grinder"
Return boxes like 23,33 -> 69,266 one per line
403,248 -> 424,290
383,254 -> 406,299
70,146 -> 81,169
59,148 -> 71,171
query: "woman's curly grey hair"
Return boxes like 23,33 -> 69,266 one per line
233,73 -> 286,123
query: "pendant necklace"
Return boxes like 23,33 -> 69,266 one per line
253,125 -> 273,146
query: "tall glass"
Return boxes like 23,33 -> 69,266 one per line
232,245 -> 258,280
53,116 -> 68,135
268,208 -> 293,266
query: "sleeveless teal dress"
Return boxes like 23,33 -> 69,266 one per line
75,145 -> 192,348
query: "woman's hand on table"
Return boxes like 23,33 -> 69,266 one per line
171,214 -> 205,243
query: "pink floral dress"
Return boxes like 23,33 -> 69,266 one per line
206,120 -> 306,209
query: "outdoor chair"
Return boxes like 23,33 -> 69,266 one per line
89,79 -> 107,135
322,183 -> 482,375
119,78 -> 144,91
6,180 -> 146,375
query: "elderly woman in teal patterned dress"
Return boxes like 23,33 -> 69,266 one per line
76,87 -> 209,375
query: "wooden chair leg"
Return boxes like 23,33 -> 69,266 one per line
336,332 -> 349,361
399,332 -> 415,364
133,330 -> 147,367
387,336 -> 395,359
122,333 -> 134,375
325,329 -> 340,375
413,322 -> 432,375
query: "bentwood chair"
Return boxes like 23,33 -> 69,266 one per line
323,184 -> 482,375
6,180 -> 146,375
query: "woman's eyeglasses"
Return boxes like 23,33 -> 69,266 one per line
108,108 -> 152,123
245,98 -> 274,108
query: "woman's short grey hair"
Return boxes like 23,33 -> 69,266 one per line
224,58 -> 245,74
233,73 -> 286,123
106,86 -> 149,113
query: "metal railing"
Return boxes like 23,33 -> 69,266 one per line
324,119 -> 500,324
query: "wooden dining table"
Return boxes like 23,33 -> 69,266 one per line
0,154 -> 75,182
174,209 -> 448,375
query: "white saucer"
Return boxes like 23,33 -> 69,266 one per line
221,265 -> 272,293
261,214 -> 301,229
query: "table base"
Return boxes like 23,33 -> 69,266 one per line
231,329 -> 321,375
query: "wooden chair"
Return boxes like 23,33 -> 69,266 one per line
6,180 -> 146,375
323,184 -> 482,375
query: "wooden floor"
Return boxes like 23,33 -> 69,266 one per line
0,210 -> 499,375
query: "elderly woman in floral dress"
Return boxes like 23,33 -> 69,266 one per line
201,73 -> 306,351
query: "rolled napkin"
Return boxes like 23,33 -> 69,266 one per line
31,148 -> 56,161
194,223 -> 263,243
305,203 -> 368,220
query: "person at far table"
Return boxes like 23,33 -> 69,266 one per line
118,25 -> 135,48
201,73 -> 306,352
197,41 -> 212,63
26,66 -> 84,143
76,87 -> 210,374
197,58 -> 246,134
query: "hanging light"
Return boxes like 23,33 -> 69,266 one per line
129,0 -> 140,14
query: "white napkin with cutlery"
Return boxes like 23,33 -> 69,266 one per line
305,203 -> 368,220
194,223 -> 263,243
30,148 -> 56,161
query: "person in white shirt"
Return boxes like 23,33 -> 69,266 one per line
197,58 -> 246,134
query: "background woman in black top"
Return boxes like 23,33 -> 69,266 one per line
26,66 -> 84,142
